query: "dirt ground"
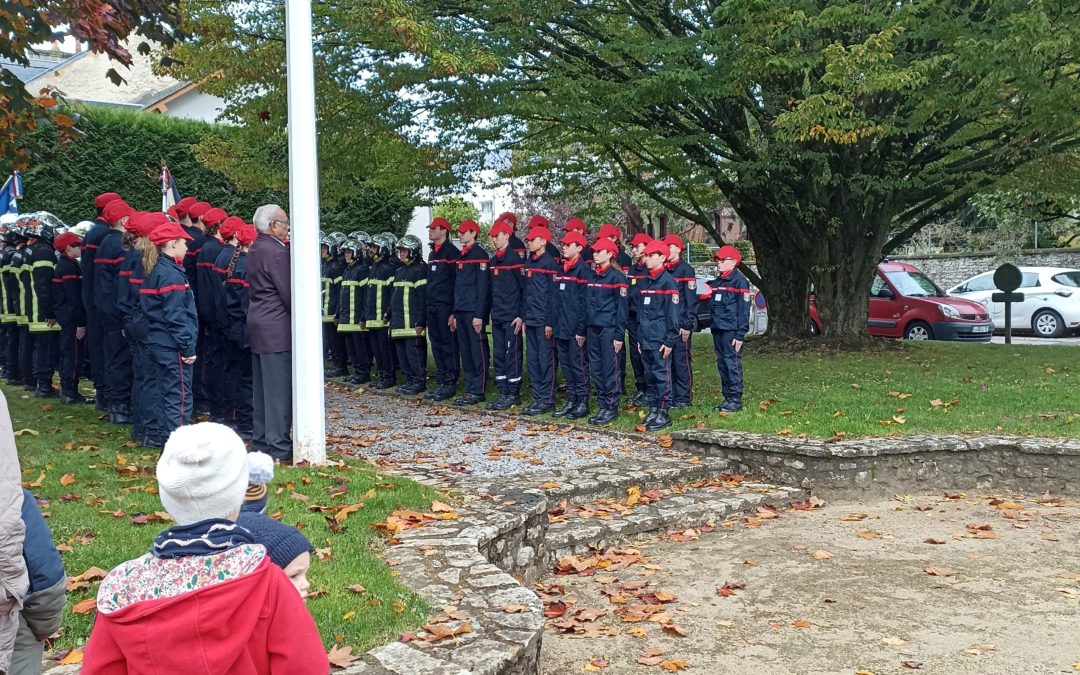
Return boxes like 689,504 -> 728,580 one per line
540,491 -> 1080,675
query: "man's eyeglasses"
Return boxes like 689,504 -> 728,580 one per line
270,219 -> 290,228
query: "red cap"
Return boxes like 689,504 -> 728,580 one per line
457,219 -> 479,234
137,212 -> 170,238
220,216 -> 245,239
565,217 -> 587,233
489,220 -> 514,238
237,223 -> 257,247
188,201 -> 212,220
202,208 -> 227,227
123,210 -> 148,233
629,233 -> 653,247
715,245 -> 742,263
54,232 -> 82,253
644,240 -> 670,257
166,206 -> 178,220
560,231 -> 587,247
597,224 -> 621,240
429,217 -> 451,231
95,192 -> 122,209
174,197 -> 197,217
497,211 -> 518,225
527,214 -> 549,229
591,237 -> 619,255
103,200 -> 134,226
149,221 -> 194,245
663,234 -> 685,251
525,226 -> 552,243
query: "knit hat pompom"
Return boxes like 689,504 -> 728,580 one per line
247,452 -> 275,485
157,423 -> 249,525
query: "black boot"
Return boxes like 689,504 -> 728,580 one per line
453,393 -> 484,406
589,408 -> 618,425
644,408 -> 659,426
552,398 -> 576,418
630,391 -> 647,406
568,399 -> 590,420
486,393 -> 513,410
521,401 -> 554,416
34,381 -> 58,398
373,375 -> 395,390
426,384 -> 455,401
646,410 -> 672,431
719,400 -> 743,412
108,404 -> 133,425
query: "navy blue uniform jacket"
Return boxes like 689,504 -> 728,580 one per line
708,269 -> 751,340
453,243 -> 490,317
489,247 -> 524,324
80,218 -> 110,312
195,236 -> 225,326
426,241 -> 459,309
666,259 -> 699,331
140,255 -> 198,357
93,230 -> 124,320
223,253 -> 250,349
552,255 -> 589,339
586,263 -> 628,333
636,268 -> 680,350
523,250 -> 558,328
52,254 -> 86,328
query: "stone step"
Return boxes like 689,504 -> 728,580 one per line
472,455 -> 737,505
545,482 -> 806,561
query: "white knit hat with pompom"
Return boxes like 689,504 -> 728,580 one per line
157,422 -> 249,525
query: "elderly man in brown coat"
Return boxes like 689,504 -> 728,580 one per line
247,205 -> 293,463
1,390 -> 29,674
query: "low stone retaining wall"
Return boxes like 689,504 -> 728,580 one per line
672,430 -> 1080,497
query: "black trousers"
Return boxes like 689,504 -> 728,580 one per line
555,336 -> 589,402
712,329 -> 744,404
455,312 -> 488,397
30,331 -> 57,384
193,326 -> 210,413
0,324 -> 7,367
394,335 -> 427,387
57,325 -> 83,395
223,339 -> 253,437
252,351 -> 292,460
5,323 -> 20,382
202,327 -> 228,419
671,332 -> 693,406
147,348 -> 193,438
640,344 -> 672,412
87,312 -> 106,392
525,326 -> 556,406
129,341 -> 149,441
18,325 -> 33,385
343,331 -> 371,379
587,326 -> 622,411
426,305 -> 458,387
490,321 -> 522,396
102,318 -> 132,408
369,328 -> 394,380
626,322 -> 646,393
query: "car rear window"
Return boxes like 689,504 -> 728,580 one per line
1021,272 -> 1040,287
1052,271 -> 1080,287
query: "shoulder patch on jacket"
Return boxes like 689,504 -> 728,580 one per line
672,295 -> 680,304
688,280 -> 696,290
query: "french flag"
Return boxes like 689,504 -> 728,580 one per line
0,172 -> 23,215
160,165 -> 181,213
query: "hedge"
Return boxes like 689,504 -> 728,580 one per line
19,106 -> 413,234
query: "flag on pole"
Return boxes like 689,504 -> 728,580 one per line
160,165 -> 180,213
0,172 -> 24,215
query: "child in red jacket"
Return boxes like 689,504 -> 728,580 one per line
81,423 -> 328,675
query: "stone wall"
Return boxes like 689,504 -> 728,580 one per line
672,430 -> 1080,498
893,249 -> 1080,289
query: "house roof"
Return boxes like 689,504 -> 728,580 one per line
0,49 -> 88,85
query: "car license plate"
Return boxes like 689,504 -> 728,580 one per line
972,325 -> 989,333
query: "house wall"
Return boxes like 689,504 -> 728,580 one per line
160,89 -> 227,123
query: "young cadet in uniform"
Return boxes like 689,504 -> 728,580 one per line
195,207 -> 228,421
337,234 -> 372,384
663,234 -> 698,409
565,217 -> 593,262
389,235 -> 427,395
551,230 -> 590,419
184,200 -> 211,416
707,246 -> 751,413
52,232 -> 88,404
496,212 -> 527,258
0,225 -> 13,378
527,215 -> 562,260
117,212 -> 152,444
222,223 -> 258,440
585,237 -> 628,425
486,220 -> 525,410
3,227 -> 26,386
521,225 -> 559,415
320,235 -> 348,378
624,233 -> 652,404
22,217 -> 61,397
597,224 -> 633,269
424,217 -> 459,401
140,221 -> 198,436
451,219 -> 490,406
636,240 -> 680,431
210,216 -> 243,425
94,199 -> 136,423
364,234 -> 397,389
82,191 -> 123,408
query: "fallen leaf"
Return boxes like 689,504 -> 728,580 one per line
80,566 -> 108,581
431,500 -> 455,512
883,635 -> 908,646
923,566 -> 956,577
502,604 -> 528,613
856,529 -> 881,539
14,428 -> 39,437
71,598 -> 97,614
422,621 -> 472,642
901,661 -> 924,669
637,648 -> 665,665
59,473 -> 75,486
662,624 -> 689,637
540,482 -> 561,490
342,610 -> 356,621
792,619 -> 811,629
58,649 -> 84,665
965,643 -> 996,656
924,538 -> 946,545
326,645 -> 357,668
661,659 -> 689,671
811,550 -> 833,560
584,659 -> 609,671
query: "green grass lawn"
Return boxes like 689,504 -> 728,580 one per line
5,383 -> 438,656
605,338 -> 1079,438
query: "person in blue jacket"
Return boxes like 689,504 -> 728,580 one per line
585,237 -> 628,425
221,222 -> 258,440
10,488 -> 66,675
708,245 -> 751,413
82,191 -> 124,410
521,225 -> 559,416
663,234 -> 699,410
486,220 -> 525,410
92,199 -> 136,424
551,230 -> 590,419
451,219 -> 490,406
624,233 -> 652,405
424,218 -> 459,401
635,240 -> 680,431
51,232 -> 89,404
195,207 -> 229,422
140,221 -> 199,437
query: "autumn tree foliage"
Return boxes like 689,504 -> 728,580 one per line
0,0 -> 180,169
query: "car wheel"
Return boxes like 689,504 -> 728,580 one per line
904,321 -> 934,341
1032,309 -> 1065,338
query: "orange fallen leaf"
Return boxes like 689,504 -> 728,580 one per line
326,645 -> 357,668
58,649 -> 84,665
71,598 -> 96,614
792,619 -> 811,629
923,566 -> 956,577
661,659 -> 689,671
59,473 -> 76,486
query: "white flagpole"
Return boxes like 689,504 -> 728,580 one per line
284,0 -> 326,463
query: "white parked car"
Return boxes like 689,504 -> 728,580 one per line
947,267 -> 1080,338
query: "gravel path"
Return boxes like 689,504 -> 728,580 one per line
539,492 -> 1080,674
324,385 -> 656,479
